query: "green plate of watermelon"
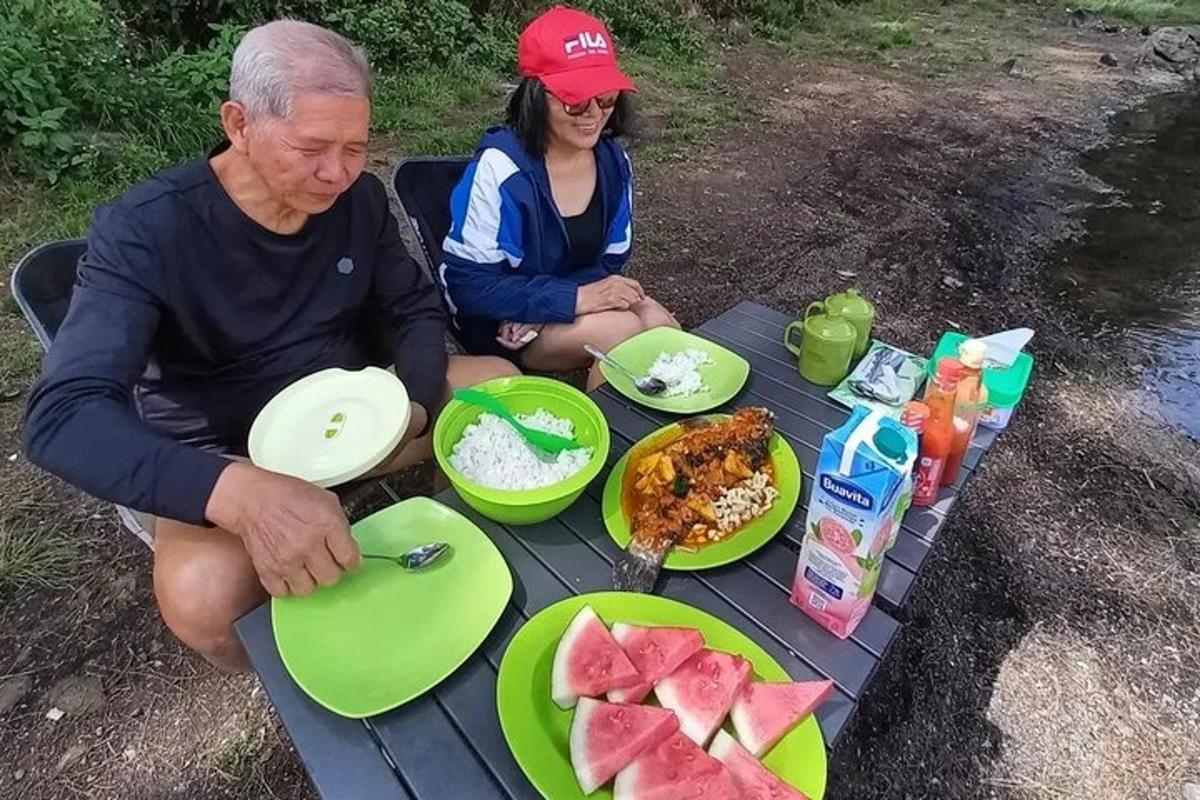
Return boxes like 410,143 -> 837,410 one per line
496,592 -> 830,799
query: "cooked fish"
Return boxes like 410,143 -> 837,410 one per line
612,407 -> 775,592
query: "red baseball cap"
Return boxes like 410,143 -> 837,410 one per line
517,6 -> 637,105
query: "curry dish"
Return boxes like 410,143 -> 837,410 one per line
621,407 -> 779,554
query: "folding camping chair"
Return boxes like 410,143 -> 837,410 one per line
389,155 -> 471,284
10,240 -> 155,547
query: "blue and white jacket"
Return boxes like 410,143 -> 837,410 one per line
440,126 -> 634,326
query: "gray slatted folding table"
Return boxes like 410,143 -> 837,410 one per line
235,300 -> 996,799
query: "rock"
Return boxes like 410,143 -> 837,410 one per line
1000,57 -> 1018,74
1068,8 -> 1093,27
1182,781 -> 1200,800
46,675 -> 106,716
1140,27 -> 1200,78
1103,24 -> 1120,34
942,275 -> 965,289
1100,53 -> 1119,67
55,743 -> 87,773
14,769 -> 24,781
0,675 -> 31,715
111,571 -> 137,605
46,707 -> 65,721
1142,25 -> 1152,36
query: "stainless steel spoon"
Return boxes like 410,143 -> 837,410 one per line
584,344 -> 668,396
362,542 -> 451,570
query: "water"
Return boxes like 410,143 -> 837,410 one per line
1050,92 -> 1200,439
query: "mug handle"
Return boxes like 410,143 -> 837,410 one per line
784,302 -> 823,355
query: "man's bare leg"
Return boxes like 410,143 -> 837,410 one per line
153,519 -> 265,672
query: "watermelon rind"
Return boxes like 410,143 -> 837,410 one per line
651,674 -> 705,744
728,694 -> 762,753
552,606 -> 602,709
708,728 -> 740,763
570,697 -> 603,793
611,758 -> 640,800
571,698 -> 679,795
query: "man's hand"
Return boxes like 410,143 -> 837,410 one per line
495,321 -> 543,350
575,276 -> 645,316
205,461 -> 360,597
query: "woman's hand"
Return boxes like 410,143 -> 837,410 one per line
496,321 -> 543,350
576,276 -> 645,315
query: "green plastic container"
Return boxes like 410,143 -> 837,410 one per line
433,376 -> 610,525
928,332 -> 1034,431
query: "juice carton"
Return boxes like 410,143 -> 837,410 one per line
791,407 -> 916,639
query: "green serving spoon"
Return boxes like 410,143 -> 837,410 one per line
451,388 -> 580,457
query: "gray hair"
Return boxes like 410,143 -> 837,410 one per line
230,20 -> 371,121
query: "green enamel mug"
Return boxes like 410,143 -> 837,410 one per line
783,302 -> 857,386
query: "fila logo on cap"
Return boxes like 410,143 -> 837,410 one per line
563,31 -> 609,58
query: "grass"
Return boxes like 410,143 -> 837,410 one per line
0,511 -> 78,592
372,61 -> 509,155
1072,0 -> 1200,24
787,0 -> 927,54
621,50 -> 739,162
210,727 -> 266,782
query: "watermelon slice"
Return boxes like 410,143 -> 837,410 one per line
570,698 -> 679,794
552,605 -> 643,709
607,623 -> 706,704
729,679 -> 834,757
709,730 -> 810,800
613,731 -> 741,800
654,649 -> 751,746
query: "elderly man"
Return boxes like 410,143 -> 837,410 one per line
22,20 -> 516,672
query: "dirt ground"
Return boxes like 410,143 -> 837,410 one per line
2,4 -> 1198,799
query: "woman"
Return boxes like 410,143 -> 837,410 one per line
440,6 -> 678,388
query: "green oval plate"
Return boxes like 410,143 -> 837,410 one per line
272,496 -> 512,718
600,327 -> 750,414
602,418 -> 802,570
496,592 -> 827,800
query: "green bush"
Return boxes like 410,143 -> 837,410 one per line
102,0 -> 316,47
126,24 -> 241,154
0,0 -> 129,179
578,0 -> 704,59
324,0 -> 481,67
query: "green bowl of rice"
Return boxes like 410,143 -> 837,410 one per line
433,376 -> 611,525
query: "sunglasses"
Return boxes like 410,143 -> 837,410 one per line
560,91 -> 620,116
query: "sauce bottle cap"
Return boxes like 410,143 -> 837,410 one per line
958,339 -> 987,369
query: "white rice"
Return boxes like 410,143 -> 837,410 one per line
648,349 -> 712,397
449,409 -> 592,490
712,471 -> 779,532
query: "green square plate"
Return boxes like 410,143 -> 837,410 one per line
601,417 -> 802,570
600,327 -> 750,414
271,496 -> 512,718
496,592 -> 827,800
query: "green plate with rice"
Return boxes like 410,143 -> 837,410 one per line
601,417 -> 802,570
599,327 -> 750,414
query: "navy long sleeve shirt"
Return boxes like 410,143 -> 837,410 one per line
22,152 -> 448,525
